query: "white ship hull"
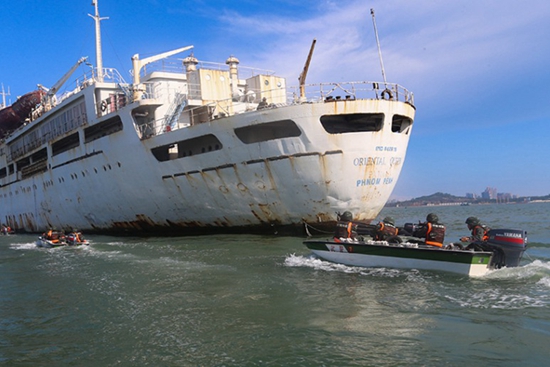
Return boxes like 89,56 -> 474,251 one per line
0,5 -> 415,235
1,93 -> 414,234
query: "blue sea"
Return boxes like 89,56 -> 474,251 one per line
1,202 -> 549,366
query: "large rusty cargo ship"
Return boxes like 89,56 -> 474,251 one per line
0,2 -> 415,235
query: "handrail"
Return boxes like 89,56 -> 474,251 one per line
55,67 -> 130,105
136,80 -> 414,140
138,58 -> 276,79
288,81 -> 414,105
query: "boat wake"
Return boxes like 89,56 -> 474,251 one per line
285,254 -> 550,286
10,241 -> 93,251
483,259 -> 550,283
9,242 -> 39,251
284,253 -> 421,278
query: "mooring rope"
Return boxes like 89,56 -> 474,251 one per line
303,221 -> 333,237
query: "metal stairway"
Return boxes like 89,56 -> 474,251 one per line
164,92 -> 187,131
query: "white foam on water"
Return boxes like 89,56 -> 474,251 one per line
9,242 -> 40,250
443,260 -> 550,309
284,253 -> 361,273
284,253 -> 417,278
482,259 -> 550,280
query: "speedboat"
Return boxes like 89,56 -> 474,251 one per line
304,229 -> 528,276
36,236 -> 66,248
65,232 -> 89,246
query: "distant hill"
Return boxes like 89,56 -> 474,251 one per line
386,192 -> 467,207
386,192 -> 550,207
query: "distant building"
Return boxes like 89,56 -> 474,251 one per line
481,187 -> 497,200
497,193 -> 516,201
466,193 -> 478,199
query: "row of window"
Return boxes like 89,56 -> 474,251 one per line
151,113 -> 412,162
0,116 -> 123,181
0,112 -> 412,186
9,100 -> 88,161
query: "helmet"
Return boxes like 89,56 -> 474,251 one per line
465,216 -> 480,226
339,211 -> 353,221
383,216 -> 395,226
426,213 -> 439,223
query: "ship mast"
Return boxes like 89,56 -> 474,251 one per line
0,84 -> 10,108
89,0 -> 109,82
370,8 -> 387,87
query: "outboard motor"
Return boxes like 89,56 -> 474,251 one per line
483,229 -> 528,268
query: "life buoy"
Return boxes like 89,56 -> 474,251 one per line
381,89 -> 393,100
100,101 -> 107,112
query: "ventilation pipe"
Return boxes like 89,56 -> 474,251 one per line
225,56 -> 242,101
183,54 -> 199,72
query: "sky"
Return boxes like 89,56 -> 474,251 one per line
1,0 -> 549,199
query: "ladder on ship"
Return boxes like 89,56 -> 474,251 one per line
117,83 -> 133,100
163,92 -> 187,131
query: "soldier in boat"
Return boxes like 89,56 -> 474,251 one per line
460,216 -> 490,243
371,216 -> 399,241
334,211 -> 358,240
1,224 -> 11,235
412,213 -> 446,248
42,228 -> 65,244
66,229 -> 87,246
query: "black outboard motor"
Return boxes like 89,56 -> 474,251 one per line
483,229 -> 528,269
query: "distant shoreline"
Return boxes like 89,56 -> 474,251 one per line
386,192 -> 550,208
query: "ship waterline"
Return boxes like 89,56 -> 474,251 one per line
0,5 -> 415,235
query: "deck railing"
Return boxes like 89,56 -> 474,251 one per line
289,81 -> 414,105
136,80 -> 414,140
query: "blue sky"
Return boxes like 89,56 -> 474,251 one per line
1,0 -> 549,199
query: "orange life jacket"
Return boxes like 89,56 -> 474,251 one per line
472,225 -> 489,241
374,222 -> 398,240
425,223 -> 445,247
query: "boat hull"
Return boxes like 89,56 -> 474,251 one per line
35,236 -> 88,248
305,240 -> 493,276
35,237 -> 65,248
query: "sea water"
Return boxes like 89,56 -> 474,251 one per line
1,202 -> 549,366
